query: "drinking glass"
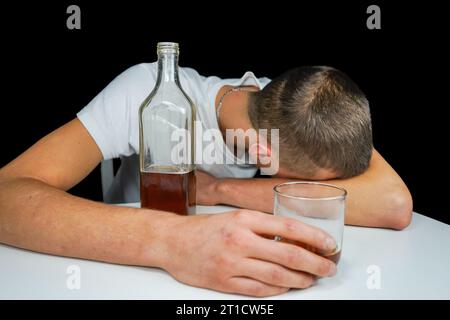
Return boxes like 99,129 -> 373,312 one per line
273,182 -> 346,264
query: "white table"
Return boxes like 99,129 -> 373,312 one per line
1,203 -> 449,299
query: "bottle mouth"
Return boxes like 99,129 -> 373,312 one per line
157,42 -> 179,54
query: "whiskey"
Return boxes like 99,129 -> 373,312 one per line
140,168 -> 196,215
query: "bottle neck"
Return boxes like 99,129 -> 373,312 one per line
157,52 -> 179,84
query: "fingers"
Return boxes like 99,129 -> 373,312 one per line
246,233 -> 337,277
226,276 -> 289,297
236,258 -> 315,289
244,211 -> 337,254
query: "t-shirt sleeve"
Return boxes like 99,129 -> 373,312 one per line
77,63 -> 156,160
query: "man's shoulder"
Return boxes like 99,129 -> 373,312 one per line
120,62 -> 220,90
116,63 -> 157,84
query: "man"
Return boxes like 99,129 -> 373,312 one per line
0,62 -> 412,297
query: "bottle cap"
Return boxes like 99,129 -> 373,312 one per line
157,42 -> 179,54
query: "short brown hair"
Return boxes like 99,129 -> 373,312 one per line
248,66 -> 373,178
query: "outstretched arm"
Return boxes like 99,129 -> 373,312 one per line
0,118 -> 338,297
199,150 -> 413,230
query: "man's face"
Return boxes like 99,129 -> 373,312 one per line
273,165 -> 339,181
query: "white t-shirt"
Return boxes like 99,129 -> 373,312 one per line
77,63 -> 271,203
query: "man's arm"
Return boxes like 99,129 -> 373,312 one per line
0,118 -> 338,297
0,119 -> 166,266
201,150 -> 412,230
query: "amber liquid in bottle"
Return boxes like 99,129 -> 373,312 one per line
140,167 -> 196,215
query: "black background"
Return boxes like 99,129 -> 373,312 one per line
1,1 -> 448,224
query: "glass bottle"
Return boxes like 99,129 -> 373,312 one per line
139,42 -> 196,215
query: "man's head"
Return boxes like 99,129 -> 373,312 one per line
248,66 -> 373,179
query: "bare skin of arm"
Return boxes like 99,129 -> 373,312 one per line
197,150 -> 413,230
0,118 -> 338,297
0,119 -> 165,266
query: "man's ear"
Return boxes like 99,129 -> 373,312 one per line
248,143 -> 272,166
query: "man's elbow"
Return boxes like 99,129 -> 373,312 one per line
384,188 -> 413,230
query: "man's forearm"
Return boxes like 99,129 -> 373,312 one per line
0,177 -> 170,267
217,176 -> 409,229
216,151 -> 413,229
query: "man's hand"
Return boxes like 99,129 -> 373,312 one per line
152,209 -> 337,297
